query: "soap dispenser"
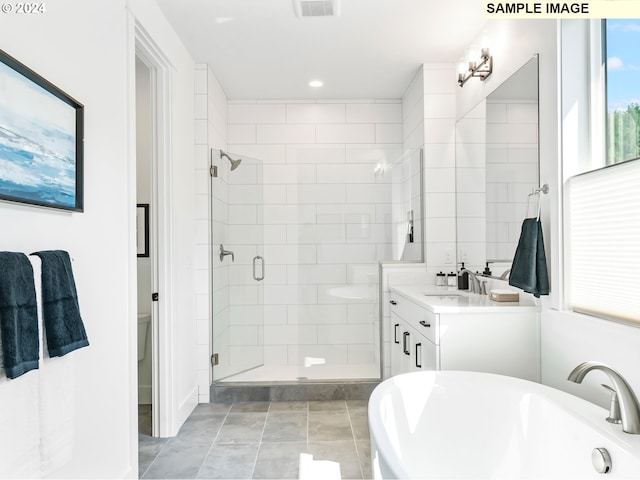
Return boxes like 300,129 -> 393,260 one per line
458,263 -> 469,290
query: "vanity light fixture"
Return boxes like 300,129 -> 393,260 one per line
457,48 -> 493,87
309,80 -> 323,87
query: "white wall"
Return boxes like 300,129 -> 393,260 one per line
0,1 -> 134,476
0,0 -> 199,476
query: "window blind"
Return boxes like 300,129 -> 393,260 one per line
568,158 -> 640,324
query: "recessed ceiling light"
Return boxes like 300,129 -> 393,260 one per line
309,80 -> 323,87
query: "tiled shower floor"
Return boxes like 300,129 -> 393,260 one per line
138,400 -> 371,479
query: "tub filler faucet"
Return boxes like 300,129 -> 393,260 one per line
568,361 -> 640,434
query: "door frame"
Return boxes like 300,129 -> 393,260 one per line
132,22 -> 175,438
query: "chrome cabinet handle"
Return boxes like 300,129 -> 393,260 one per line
394,324 -> 400,344
389,300 -> 397,305
415,343 -> 422,368
419,320 -> 431,328
253,255 -> 265,281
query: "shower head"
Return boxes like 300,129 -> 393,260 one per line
220,150 -> 242,171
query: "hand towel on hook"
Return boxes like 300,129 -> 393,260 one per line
30,250 -> 89,357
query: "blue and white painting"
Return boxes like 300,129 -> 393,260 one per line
0,59 -> 78,209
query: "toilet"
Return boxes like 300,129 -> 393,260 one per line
137,313 -> 151,361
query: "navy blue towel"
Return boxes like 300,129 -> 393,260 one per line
31,250 -> 89,357
0,252 -> 39,378
509,218 -> 550,298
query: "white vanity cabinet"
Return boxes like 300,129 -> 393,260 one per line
390,296 -> 438,376
389,287 -> 540,382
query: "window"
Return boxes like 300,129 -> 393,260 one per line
565,20 -> 640,325
568,158 -> 640,325
605,19 -> 640,165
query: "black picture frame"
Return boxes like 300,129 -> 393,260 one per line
0,49 -> 84,211
137,204 -> 150,258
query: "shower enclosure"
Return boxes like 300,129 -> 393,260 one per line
210,147 -> 422,383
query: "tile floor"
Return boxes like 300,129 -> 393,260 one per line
138,400 -> 371,479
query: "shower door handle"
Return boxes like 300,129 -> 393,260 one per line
253,255 -> 265,281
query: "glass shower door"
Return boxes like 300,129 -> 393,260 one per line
211,149 -> 264,381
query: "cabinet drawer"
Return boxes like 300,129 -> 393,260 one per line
389,293 -> 438,344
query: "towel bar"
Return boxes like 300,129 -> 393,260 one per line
526,183 -> 549,220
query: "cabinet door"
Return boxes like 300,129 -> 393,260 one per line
413,334 -> 437,371
407,323 -> 437,372
390,312 -> 403,377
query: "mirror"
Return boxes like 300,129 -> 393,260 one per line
455,55 -> 539,276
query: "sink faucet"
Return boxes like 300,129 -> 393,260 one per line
460,269 -> 482,294
567,361 -> 640,434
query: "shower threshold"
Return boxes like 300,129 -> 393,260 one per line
210,364 -> 381,403
216,363 -> 379,383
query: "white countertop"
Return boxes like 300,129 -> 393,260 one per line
390,284 -> 540,313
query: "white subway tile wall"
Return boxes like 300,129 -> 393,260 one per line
224,98 -> 402,375
377,65 -> 457,379
456,98 -> 539,267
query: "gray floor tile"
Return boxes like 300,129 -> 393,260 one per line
269,400 -> 308,412
196,443 -> 259,479
348,409 -> 370,441
139,399 -> 371,480
307,441 -> 363,479
216,413 -> 267,444
262,412 -> 307,442
138,434 -> 169,478
308,400 -> 347,412
142,438 -> 210,479
191,403 -> 232,416
346,400 -> 368,412
176,414 -> 226,444
230,401 -> 270,413
253,442 -> 306,479
356,439 -> 372,479
308,410 -> 353,441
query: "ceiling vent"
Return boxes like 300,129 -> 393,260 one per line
293,0 -> 340,18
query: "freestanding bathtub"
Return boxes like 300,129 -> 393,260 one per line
369,371 -> 640,479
